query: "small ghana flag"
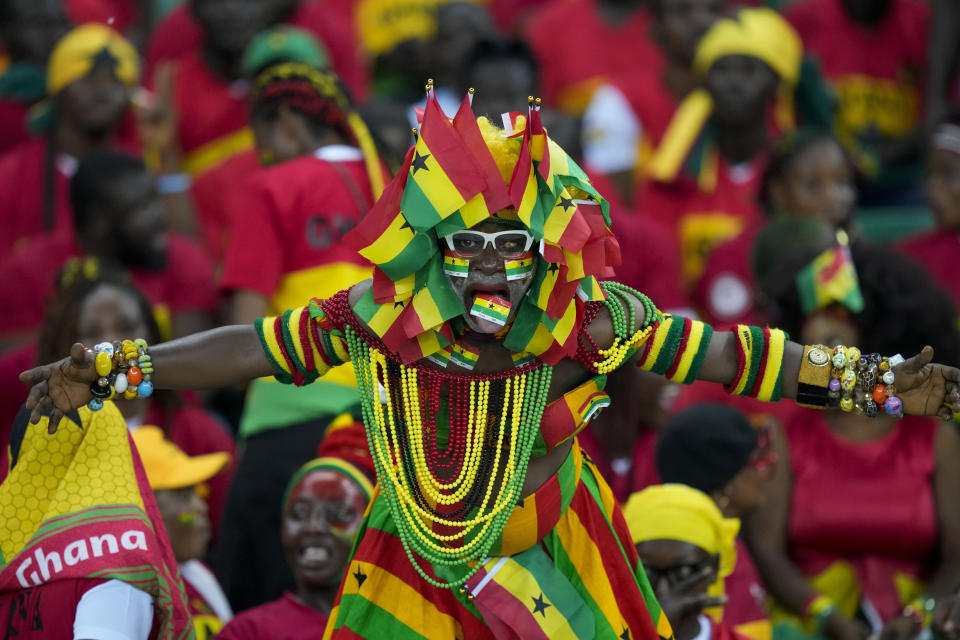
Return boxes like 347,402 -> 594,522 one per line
796,244 -> 864,315
511,351 -> 537,367
442,253 -> 470,277
426,346 -> 452,368
450,343 -> 480,369
401,95 -> 486,231
471,293 -> 512,326
505,256 -> 535,280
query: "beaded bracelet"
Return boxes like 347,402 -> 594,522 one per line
87,338 -> 154,411
827,347 -> 903,417
903,595 -> 935,628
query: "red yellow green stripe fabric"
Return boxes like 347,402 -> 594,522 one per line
255,304 -> 352,386
723,325 -> 788,402
449,343 -> 480,370
324,442 -> 673,640
796,243 -> 864,315
536,377 -> 610,455
636,315 -> 713,384
505,256 -> 535,280
442,253 -> 470,277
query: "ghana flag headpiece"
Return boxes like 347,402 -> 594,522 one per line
345,83 -> 620,365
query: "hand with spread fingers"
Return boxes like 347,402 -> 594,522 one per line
892,346 -> 960,421
20,343 -> 98,434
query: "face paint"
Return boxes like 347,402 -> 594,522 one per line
449,343 -> 480,370
504,254 -> 535,280
443,251 -> 470,278
470,293 -> 512,327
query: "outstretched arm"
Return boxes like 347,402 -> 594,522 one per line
21,325 -> 275,432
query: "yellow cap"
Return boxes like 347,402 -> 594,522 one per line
132,426 -> 230,491
47,23 -> 139,95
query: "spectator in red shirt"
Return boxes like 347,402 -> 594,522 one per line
638,8 -> 802,290
582,0 -> 724,207
0,23 -> 138,257
0,0 -> 69,153
218,420 -> 374,639
785,0 -> 929,202
525,0 -> 661,116
693,130 -> 857,327
899,114 -> 960,319
0,150 -> 217,349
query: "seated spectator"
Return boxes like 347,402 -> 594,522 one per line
525,0 -> 661,116
0,23 -> 138,257
899,113 -> 960,320
638,8 -> 802,290
747,243 -> 960,640
654,404 -> 776,640
625,484 -> 750,640
217,418 -> 374,638
133,426 -> 233,639
0,0 -> 69,153
693,130 -> 857,327
187,25 -> 332,264
213,61 -> 385,611
785,0 -> 928,202
0,150 -> 217,347
0,402 -> 192,639
582,0 -> 724,207
0,268 -> 234,536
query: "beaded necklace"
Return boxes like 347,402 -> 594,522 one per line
345,325 -> 553,590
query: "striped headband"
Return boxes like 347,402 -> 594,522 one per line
282,456 -> 375,516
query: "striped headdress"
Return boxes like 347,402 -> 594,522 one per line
344,88 -> 619,365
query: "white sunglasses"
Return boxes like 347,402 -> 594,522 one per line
443,229 -> 535,259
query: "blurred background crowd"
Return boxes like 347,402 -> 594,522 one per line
2,0 -> 960,637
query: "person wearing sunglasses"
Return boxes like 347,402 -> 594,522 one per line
20,94 -> 960,640
655,403 -> 775,640
625,484 -> 746,640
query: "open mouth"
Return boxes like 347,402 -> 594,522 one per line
466,283 -> 510,305
298,542 -> 334,568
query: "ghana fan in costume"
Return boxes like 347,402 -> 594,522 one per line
20,87 -> 960,639
0,402 -> 193,639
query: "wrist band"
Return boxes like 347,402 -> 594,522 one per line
156,173 -> 192,194
797,345 -> 833,407
804,594 -> 837,633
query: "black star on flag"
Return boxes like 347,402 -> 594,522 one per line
547,263 -> 559,274
531,592 -> 552,617
558,195 -> 574,211
620,627 -> 631,640
394,300 -> 405,309
399,215 -> 412,231
412,151 -> 431,174
353,566 -> 367,588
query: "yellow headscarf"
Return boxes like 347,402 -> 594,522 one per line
46,23 -> 139,95
624,484 -> 741,616
648,8 -> 802,185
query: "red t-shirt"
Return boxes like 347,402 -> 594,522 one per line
0,99 -> 31,155
785,410 -> 938,620
0,578 -> 109,639
897,229 -> 960,312
166,50 -> 251,174
144,2 -> 368,102
217,593 -> 329,640
615,64 -> 679,154
610,209 -> 689,312
638,155 -> 766,290
0,139 -> 74,257
691,226 -> 767,330
577,427 -> 660,503
785,0 -> 928,149
190,150 -> 261,264
220,149 -> 376,313
525,0 -> 661,115
0,232 -> 218,340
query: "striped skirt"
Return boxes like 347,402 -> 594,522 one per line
324,441 -> 674,639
